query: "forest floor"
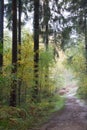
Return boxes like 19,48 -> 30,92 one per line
35,69 -> 87,130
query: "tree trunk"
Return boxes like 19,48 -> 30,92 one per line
45,23 -> 49,50
18,0 -> 22,106
44,0 -> 49,50
9,0 -> 17,107
84,11 -> 87,72
0,0 -> 4,70
18,0 -> 21,46
44,0 -> 49,88
33,0 -> 40,101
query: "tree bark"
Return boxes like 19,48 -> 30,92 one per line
18,0 -> 22,106
33,0 -> 40,101
45,0 -> 49,50
9,0 -> 17,107
0,0 -> 4,69
84,10 -> 87,72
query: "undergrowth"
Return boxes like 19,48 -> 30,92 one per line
0,95 -> 64,130
0,32 -> 65,129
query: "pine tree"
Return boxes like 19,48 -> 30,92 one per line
33,0 -> 40,101
18,0 -> 22,106
0,0 -> 4,70
65,0 -> 87,70
9,0 -> 17,107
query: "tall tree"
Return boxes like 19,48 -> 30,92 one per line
5,0 -> 32,30
84,2 -> 87,71
9,0 -> 17,107
18,0 -> 22,106
18,0 -> 21,46
44,0 -> 50,50
33,0 -> 40,101
0,0 -> 4,69
65,0 -> 87,69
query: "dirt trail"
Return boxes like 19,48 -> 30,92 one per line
38,69 -> 87,130
40,96 -> 87,130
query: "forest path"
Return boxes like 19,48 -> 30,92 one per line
38,69 -> 87,130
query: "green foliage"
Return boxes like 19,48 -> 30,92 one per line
0,107 -> 28,130
0,31 -> 65,129
39,48 -> 54,68
39,47 -> 55,97
78,74 -> 87,98
0,95 -> 64,130
0,43 -> 3,54
64,39 -> 87,99
0,71 -> 12,104
1,31 -> 63,101
17,33 -> 34,87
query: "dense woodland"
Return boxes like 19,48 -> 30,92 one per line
0,0 -> 87,129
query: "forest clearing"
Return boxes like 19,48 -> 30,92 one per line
0,0 -> 87,130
